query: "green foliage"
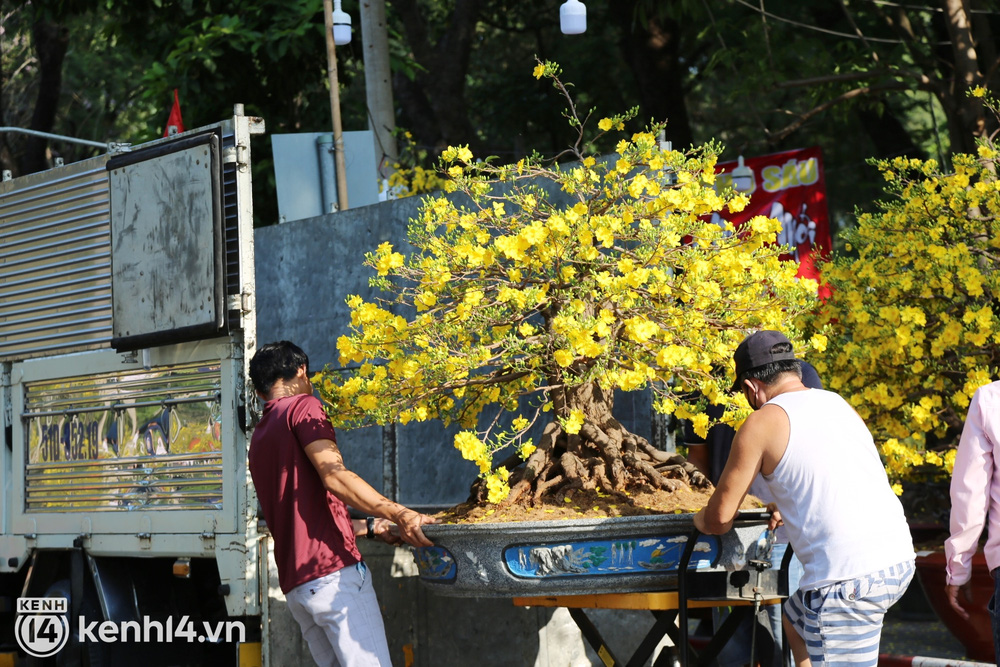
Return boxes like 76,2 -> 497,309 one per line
1,3 -> 162,164
7,0 -> 994,237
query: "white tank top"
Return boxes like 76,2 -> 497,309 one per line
761,389 -> 914,590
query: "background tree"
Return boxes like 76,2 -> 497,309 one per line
387,2 -> 693,158
675,1 -> 998,228
315,64 -> 818,506
1,2 -> 162,174
3,0 -> 337,223
5,1 -> 998,232
798,88 -> 1000,520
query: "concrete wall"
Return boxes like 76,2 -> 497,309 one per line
254,199 -> 660,509
254,201 -> 675,666
255,197 -> 474,506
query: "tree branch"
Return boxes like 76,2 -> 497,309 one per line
770,82 -> 914,143
774,70 -> 893,89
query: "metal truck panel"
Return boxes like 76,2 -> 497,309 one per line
7,342 -> 245,541
0,157 -> 113,359
0,116 -> 259,364
22,361 -> 224,512
108,132 -> 226,350
1,108 -> 264,638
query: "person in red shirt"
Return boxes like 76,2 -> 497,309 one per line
248,340 -> 435,666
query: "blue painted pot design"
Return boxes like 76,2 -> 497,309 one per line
504,534 -> 719,579
414,546 -> 456,581
412,511 -> 768,598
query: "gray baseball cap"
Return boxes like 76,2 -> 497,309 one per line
731,330 -> 798,391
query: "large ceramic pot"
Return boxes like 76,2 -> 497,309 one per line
914,549 -> 995,663
413,510 -> 772,598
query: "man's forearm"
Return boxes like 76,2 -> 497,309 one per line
694,506 -> 734,535
324,468 -> 409,522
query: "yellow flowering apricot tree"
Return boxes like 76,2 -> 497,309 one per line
799,88 -> 1000,519
316,62 -> 818,507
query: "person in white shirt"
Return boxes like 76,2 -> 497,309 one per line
694,330 -> 915,667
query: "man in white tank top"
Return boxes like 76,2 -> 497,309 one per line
693,330 -> 915,667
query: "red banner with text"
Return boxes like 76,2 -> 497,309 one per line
713,147 -> 832,296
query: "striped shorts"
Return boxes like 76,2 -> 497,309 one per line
784,560 -> 915,666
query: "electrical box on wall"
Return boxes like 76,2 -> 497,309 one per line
272,130 -> 380,223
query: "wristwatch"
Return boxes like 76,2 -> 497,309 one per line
365,516 -> 376,540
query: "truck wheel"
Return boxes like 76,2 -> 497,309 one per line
22,579 -> 108,667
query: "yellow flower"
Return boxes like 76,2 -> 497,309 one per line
809,334 -> 828,352
971,86 -> 987,98
690,413 -> 710,439
455,431 -> 487,463
945,449 -> 957,474
598,118 -> 613,131
485,473 -> 510,504
374,250 -> 405,276
553,349 -> 575,367
562,408 -> 585,435
532,63 -> 546,79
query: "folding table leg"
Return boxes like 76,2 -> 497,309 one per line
566,607 -> 684,667
627,610 -> 679,667
568,607 -> 623,667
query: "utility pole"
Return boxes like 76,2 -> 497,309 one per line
322,0 -> 350,210
360,0 -> 398,182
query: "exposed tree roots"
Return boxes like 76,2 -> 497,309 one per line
469,418 -> 712,507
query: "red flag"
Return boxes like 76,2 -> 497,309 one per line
163,89 -> 185,137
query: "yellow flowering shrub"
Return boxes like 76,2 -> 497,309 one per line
317,62 -> 818,505
383,130 -> 448,197
799,90 -> 1000,519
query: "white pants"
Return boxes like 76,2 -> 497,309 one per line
285,561 -> 392,666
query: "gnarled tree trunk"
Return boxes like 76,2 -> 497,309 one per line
469,380 -> 709,507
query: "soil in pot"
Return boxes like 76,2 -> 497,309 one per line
433,485 -> 761,523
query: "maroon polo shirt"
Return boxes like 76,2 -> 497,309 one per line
248,393 -> 361,593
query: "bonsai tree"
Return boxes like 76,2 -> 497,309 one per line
316,62 -> 818,509
799,88 -> 1000,520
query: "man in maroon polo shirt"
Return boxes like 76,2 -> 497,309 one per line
248,341 -> 435,666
